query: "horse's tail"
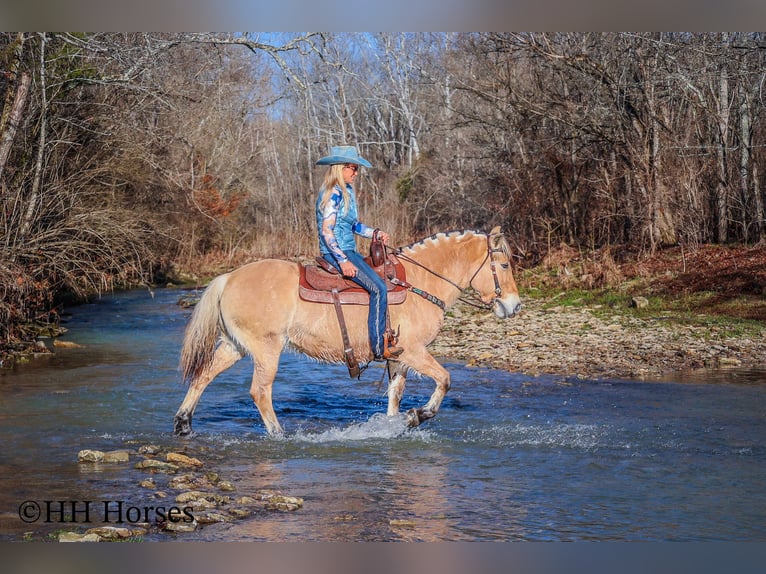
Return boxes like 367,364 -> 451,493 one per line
179,273 -> 229,384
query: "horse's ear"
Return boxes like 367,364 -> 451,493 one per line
489,225 -> 502,236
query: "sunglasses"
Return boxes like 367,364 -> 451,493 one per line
343,164 -> 359,173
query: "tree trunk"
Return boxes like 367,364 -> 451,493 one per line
0,33 -> 29,186
715,33 -> 730,243
20,33 -> 47,241
738,66 -> 752,242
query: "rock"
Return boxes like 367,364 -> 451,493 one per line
85,526 -> 134,539
102,450 -> 130,463
53,340 -> 83,348
163,519 -> 198,533
58,532 -> 102,542
78,449 -> 104,462
135,459 -> 178,472
196,511 -> 234,524
264,494 -> 304,511
175,490 -> 230,505
177,295 -> 200,308
138,444 -> 162,455
218,480 -> 235,491
166,452 -> 203,467
228,508 -> 253,518
630,296 -> 649,309
168,474 -> 201,490
175,490 -> 212,504
139,478 -> 156,489
389,519 -> 416,528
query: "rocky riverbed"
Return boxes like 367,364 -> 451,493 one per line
428,296 -> 766,380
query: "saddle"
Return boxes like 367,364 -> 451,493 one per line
298,252 -> 408,305
298,233 -> 407,378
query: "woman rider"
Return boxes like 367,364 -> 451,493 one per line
315,145 -> 403,361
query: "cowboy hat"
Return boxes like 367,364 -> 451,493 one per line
316,145 -> 372,168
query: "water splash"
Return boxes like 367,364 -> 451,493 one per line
290,413 -> 433,444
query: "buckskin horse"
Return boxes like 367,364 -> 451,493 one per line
174,227 -> 522,436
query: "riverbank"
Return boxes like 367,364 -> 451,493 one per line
429,295 -> 766,380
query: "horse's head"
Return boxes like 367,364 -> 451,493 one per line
470,226 -> 523,319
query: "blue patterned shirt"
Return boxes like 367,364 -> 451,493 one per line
316,184 -> 374,264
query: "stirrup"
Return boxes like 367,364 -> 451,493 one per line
379,345 -> 403,361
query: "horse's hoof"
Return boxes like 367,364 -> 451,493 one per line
173,414 -> 193,436
406,407 -> 436,428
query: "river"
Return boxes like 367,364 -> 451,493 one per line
0,288 -> 764,541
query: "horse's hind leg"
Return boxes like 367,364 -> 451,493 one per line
174,341 -> 242,436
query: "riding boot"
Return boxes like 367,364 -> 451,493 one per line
381,329 -> 403,359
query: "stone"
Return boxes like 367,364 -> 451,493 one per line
630,296 -> 649,309
135,459 -> 178,471
196,511 -> 233,524
175,490 -> 229,505
264,494 -> 304,511
53,340 -> 83,348
163,520 -> 198,533
228,508 -> 253,518
78,449 -> 104,462
166,452 -> 203,467
102,450 -> 130,463
58,532 -> 102,542
85,526 -> 133,539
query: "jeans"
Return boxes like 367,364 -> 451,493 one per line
323,251 -> 388,358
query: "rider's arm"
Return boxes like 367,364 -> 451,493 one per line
319,188 -> 349,264
352,221 -> 375,239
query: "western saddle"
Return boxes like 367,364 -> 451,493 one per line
298,233 -> 407,378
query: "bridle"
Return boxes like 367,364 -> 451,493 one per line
392,232 -> 510,311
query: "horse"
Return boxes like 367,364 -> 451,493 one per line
173,226 -> 522,436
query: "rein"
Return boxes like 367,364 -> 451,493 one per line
390,232 -> 505,312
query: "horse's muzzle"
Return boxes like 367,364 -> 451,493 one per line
494,297 -> 522,319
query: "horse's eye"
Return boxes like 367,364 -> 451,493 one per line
500,263 -> 510,269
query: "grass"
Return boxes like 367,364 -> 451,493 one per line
520,283 -> 766,341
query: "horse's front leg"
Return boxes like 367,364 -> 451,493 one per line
401,349 -> 451,428
386,362 -> 409,417
249,342 -> 285,435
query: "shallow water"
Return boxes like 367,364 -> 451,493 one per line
0,288 -> 764,541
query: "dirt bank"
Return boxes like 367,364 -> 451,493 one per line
429,296 -> 766,380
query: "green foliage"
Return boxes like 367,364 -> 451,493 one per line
396,170 -> 415,202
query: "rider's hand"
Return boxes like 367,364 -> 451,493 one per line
340,260 -> 357,277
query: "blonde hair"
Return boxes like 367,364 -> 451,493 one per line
318,164 -> 353,214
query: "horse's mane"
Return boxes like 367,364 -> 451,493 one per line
398,229 -> 487,253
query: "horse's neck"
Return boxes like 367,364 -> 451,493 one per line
400,231 -> 485,304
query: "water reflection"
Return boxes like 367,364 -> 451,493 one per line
659,367 -> 766,385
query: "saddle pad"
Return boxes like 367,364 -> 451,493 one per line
298,259 -> 408,306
